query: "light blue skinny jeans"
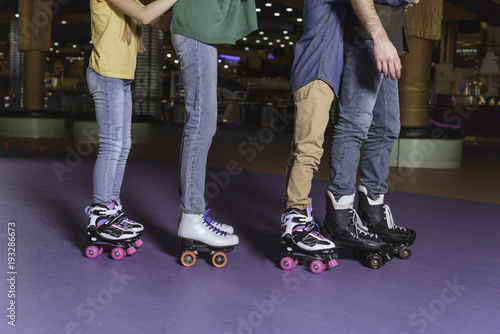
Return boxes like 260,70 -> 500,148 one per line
86,67 -> 133,205
172,33 -> 218,214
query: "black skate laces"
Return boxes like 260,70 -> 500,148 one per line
351,210 -> 378,238
202,210 -> 228,236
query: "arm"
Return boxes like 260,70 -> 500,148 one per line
107,0 -> 177,25
350,0 -> 401,79
147,10 -> 173,32
139,0 -> 173,32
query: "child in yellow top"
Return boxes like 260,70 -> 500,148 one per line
84,0 -> 177,260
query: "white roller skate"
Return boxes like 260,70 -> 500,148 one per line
178,210 -> 238,268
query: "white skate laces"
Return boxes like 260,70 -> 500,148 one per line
383,205 -> 407,231
351,210 -> 378,239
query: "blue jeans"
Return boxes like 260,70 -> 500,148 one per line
172,34 -> 218,214
86,67 -> 133,204
329,40 -> 400,198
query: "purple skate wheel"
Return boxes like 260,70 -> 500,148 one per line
126,246 -> 137,255
85,246 -> 100,259
134,239 -> 143,247
310,260 -> 324,274
111,247 -> 126,260
327,259 -> 339,268
280,257 -> 295,271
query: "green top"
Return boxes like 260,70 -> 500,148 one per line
170,0 -> 258,45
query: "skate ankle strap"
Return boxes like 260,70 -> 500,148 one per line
87,205 -> 118,216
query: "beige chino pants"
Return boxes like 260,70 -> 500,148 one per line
284,79 -> 335,209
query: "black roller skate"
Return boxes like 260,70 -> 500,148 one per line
358,185 -> 416,260
178,209 -> 238,268
321,191 -> 392,269
280,206 -> 338,274
84,203 -> 140,261
114,198 -> 144,247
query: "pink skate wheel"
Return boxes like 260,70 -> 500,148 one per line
111,247 -> 126,260
98,247 -> 104,255
293,258 -> 299,268
126,246 -> 137,255
85,246 -> 100,259
134,239 -> 143,247
310,260 -> 324,274
327,259 -> 339,268
280,257 -> 295,271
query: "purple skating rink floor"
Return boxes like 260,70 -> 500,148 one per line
1,140 -> 499,334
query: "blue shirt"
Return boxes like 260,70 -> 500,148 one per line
291,0 -> 408,94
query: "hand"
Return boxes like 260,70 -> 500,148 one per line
372,36 -> 401,80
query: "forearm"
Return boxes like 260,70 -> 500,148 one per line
108,0 -> 177,25
148,10 -> 173,32
350,0 -> 388,41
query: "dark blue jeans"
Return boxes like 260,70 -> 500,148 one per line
329,39 -> 401,198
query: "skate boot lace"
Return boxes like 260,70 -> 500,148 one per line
384,205 -> 406,231
202,210 -> 228,236
203,209 -> 225,228
351,210 -> 378,239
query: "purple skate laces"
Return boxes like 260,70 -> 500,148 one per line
202,209 -> 227,236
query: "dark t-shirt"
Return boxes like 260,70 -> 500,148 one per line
344,4 -> 409,55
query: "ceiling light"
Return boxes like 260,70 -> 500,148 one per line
259,31 -> 264,35
297,18 -> 303,22
283,30 -> 288,34
274,13 -> 280,17
286,8 -> 293,12
265,3 -> 272,7
256,8 -> 261,12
